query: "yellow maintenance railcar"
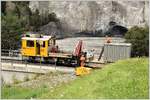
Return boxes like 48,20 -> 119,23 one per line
21,35 -> 56,57
21,34 -> 75,65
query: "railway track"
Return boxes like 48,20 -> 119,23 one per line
1,56 -> 104,69
1,57 -> 76,74
1,58 -> 74,68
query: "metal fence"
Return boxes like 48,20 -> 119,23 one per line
1,49 -> 20,57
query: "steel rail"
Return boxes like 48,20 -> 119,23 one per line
1,57 -> 75,68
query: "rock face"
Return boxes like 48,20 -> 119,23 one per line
29,1 -> 149,34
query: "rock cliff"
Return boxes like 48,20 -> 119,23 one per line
29,1 -> 149,34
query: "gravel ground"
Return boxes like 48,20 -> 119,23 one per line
15,71 -> 76,89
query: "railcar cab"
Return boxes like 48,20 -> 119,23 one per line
21,33 -> 56,58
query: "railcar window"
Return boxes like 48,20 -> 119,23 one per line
27,40 -> 34,47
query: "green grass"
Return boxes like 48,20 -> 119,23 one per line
2,58 -> 149,99
2,85 -> 49,99
40,58 -> 149,99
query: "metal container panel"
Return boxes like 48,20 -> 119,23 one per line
103,43 -> 131,62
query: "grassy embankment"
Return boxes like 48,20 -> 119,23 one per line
2,58 -> 149,99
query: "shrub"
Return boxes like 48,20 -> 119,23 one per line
23,75 -> 30,81
125,26 -> 149,57
32,74 -> 41,80
12,74 -> 21,84
4,84 -> 11,88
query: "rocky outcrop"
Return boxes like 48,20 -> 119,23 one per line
29,1 -> 149,34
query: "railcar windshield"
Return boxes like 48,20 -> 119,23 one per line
27,40 -> 34,47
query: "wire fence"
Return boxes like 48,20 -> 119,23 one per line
1,49 -> 58,72
1,49 -> 21,57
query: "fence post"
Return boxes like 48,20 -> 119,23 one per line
11,50 -> 14,68
26,59 -> 27,68
9,50 -> 10,57
22,56 -> 23,64
40,57 -> 41,69
54,58 -> 57,71
11,59 -> 14,68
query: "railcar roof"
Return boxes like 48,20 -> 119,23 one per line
22,36 -> 52,41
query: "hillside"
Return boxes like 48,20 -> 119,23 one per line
39,58 -> 148,99
2,58 -> 149,99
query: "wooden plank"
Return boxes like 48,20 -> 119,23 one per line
48,52 -> 72,58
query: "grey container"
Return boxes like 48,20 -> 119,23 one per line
103,43 -> 131,62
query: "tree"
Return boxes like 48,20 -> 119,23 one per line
125,26 -> 149,57
1,14 -> 24,50
1,1 -> 6,15
14,4 -> 21,18
29,9 -> 41,31
1,1 -> 62,51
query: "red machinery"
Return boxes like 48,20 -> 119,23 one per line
73,40 -> 83,57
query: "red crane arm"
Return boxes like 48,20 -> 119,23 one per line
73,40 -> 83,56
